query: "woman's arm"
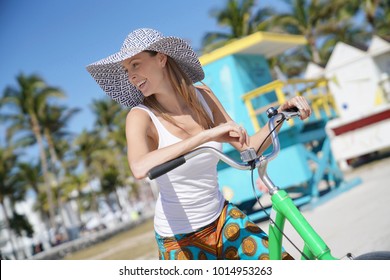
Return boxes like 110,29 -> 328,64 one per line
126,107 -> 247,179
197,85 -> 311,154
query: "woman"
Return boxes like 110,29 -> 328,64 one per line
87,28 -> 311,260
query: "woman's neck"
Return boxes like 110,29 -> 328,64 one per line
154,87 -> 192,116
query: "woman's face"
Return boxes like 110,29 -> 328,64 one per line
122,51 -> 167,97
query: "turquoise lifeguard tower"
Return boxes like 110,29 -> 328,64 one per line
199,32 -> 359,222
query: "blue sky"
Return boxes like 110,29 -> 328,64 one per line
0,0 -> 287,138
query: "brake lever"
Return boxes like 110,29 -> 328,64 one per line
280,107 -> 301,120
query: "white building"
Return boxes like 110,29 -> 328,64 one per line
305,36 -> 390,170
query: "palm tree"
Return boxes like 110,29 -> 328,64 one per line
39,104 -> 80,176
74,129 -> 107,213
1,74 -> 66,229
16,162 -> 47,218
90,99 -> 123,135
8,211 -> 34,239
308,0 -> 389,63
266,0 -> 342,65
91,99 -> 129,163
60,172 -> 87,223
348,0 -> 390,40
355,0 -> 383,26
99,166 -> 124,212
0,145 -> 27,259
201,0 -> 364,75
90,99 -> 134,210
257,0 -> 373,77
202,0 -> 259,53
39,104 -> 80,228
373,1 -> 390,40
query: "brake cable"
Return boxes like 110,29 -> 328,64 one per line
249,114 -> 311,260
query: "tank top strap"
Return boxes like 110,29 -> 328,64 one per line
131,104 -> 165,131
195,88 -> 214,123
131,104 -> 180,149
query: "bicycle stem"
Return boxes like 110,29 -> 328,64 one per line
256,112 -> 285,195
238,110 -> 290,194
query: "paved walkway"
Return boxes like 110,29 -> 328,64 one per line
257,156 -> 390,259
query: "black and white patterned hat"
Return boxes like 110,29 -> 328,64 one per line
86,28 -> 204,108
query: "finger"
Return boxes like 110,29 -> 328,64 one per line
241,127 -> 249,146
229,124 -> 249,147
229,125 -> 243,138
296,101 -> 311,119
239,126 -> 248,146
237,127 -> 244,146
229,131 -> 240,138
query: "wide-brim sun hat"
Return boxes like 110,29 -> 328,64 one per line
86,28 -> 205,108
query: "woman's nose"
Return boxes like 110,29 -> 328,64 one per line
129,73 -> 136,83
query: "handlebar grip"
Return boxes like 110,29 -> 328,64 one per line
282,106 -> 299,113
267,106 -> 299,119
148,156 -> 186,179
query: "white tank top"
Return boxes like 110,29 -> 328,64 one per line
132,90 -> 225,236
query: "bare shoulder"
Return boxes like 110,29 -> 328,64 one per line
125,107 -> 153,134
126,107 -> 158,149
126,107 -> 150,123
195,84 -> 231,124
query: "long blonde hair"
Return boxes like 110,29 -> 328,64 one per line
143,51 -> 215,129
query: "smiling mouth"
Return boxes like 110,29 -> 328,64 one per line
137,80 -> 146,90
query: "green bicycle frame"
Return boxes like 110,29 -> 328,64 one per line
268,189 -> 338,260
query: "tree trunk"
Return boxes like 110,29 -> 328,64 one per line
75,185 -> 84,224
45,130 -> 61,171
114,188 -> 123,212
30,114 -> 56,230
0,202 -> 18,259
308,36 -> 322,65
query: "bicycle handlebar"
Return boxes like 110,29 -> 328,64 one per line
147,107 -> 301,184
148,146 -> 251,180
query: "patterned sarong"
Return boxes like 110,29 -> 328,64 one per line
155,201 -> 293,260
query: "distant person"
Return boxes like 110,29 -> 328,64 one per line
32,242 -> 44,255
86,28 -> 311,260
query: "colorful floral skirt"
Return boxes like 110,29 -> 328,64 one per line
155,201 -> 293,260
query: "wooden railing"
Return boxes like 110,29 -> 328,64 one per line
242,78 -> 338,130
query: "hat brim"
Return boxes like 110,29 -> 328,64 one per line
86,37 -> 204,108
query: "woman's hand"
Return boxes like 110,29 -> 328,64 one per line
205,121 -> 249,148
278,96 -> 311,120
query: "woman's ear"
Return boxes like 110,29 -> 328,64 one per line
157,53 -> 168,67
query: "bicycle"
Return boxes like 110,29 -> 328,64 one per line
147,107 -> 390,260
